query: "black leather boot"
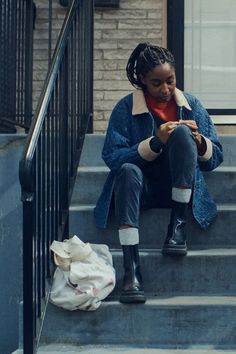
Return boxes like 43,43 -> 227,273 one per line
162,201 -> 188,256
119,245 -> 146,303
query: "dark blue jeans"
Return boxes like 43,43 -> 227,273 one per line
114,125 -> 198,228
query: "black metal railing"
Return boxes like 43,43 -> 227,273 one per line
0,0 -> 34,131
19,0 -> 94,352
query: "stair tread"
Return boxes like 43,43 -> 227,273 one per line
37,344 -> 236,353
47,295 -> 236,309
70,203 -> 236,211
144,295 -> 236,306
103,295 -> 236,307
214,166 -> 236,172
77,165 -> 236,172
111,248 -> 236,256
78,165 -> 108,172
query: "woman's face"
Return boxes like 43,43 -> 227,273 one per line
141,63 -> 176,102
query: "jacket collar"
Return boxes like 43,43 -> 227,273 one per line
132,88 -> 192,115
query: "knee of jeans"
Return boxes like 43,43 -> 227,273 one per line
118,163 -> 142,176
170,124 -> 194,144
169,124 -> 197,155
117,163 -> 143,183
173,124 -> 191,138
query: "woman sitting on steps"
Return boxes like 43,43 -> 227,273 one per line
94,42 -> 223,304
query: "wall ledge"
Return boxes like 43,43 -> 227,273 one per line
59,0 -> 120,8
95,0 -> 120,8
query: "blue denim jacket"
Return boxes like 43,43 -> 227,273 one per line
94,89 -> 223,229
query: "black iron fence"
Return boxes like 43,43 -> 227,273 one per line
0,0 -> 34,131
19,0 -> 94,352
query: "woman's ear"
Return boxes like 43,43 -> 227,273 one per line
140,75 -> 146,86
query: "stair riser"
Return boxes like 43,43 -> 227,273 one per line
206,170 -> 236,203
41,304 -> 236,346
69,208 -> 236,248
72,169 -> 236,205
80,134 -> 105,167
219,135 -> 236,166
110,252 -> 236,296
79,134 -> 236,167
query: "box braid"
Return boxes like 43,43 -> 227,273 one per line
126,42 -> 175,89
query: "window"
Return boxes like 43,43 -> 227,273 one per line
168,0 -> 236,122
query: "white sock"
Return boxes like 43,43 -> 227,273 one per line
172,187 -> 192,203
118,227 -> 139,245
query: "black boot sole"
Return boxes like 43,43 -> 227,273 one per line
162,246 -> 187,256
120,290 -> 146,304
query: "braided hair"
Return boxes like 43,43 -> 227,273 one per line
126,42 -> 175,89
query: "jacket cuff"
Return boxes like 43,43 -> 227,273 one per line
149,136 -> 164,153
138,137 -> 161,161
198,136 -> 213,161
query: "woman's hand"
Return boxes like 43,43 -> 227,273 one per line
179,120 -> 202,146
156,119 -> 204,151
156,121 -> 179,144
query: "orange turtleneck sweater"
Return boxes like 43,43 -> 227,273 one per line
145,94 -> 177,122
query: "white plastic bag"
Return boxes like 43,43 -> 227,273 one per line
49,235 -> 116,311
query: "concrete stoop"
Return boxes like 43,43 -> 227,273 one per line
38,134 -> 236,351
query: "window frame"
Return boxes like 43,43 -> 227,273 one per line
167,0 -> 236,120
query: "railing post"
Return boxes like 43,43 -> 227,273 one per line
22,196 -> 36,354
23,204 -> 34,354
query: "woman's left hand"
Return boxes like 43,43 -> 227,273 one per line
179,120 -> 202,146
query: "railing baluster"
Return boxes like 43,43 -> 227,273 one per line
25,0 -> 34,126
0,0 -> 33,130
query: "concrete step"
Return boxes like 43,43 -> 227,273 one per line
79,134 -> 105,167
219,134 -> 236,166
206,166 -> 236,204
79,134 -> 236,167
34,345 -> 236,353
71,165 -> 236,205
40,296 -> 236,347
71,166 -> 108,205
69,204 -> 236,248
109,248 -> 236,297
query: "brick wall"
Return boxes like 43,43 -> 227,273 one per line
33,0 -> 67,111
32,0 -> 164,132
94,0 -> 164,132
